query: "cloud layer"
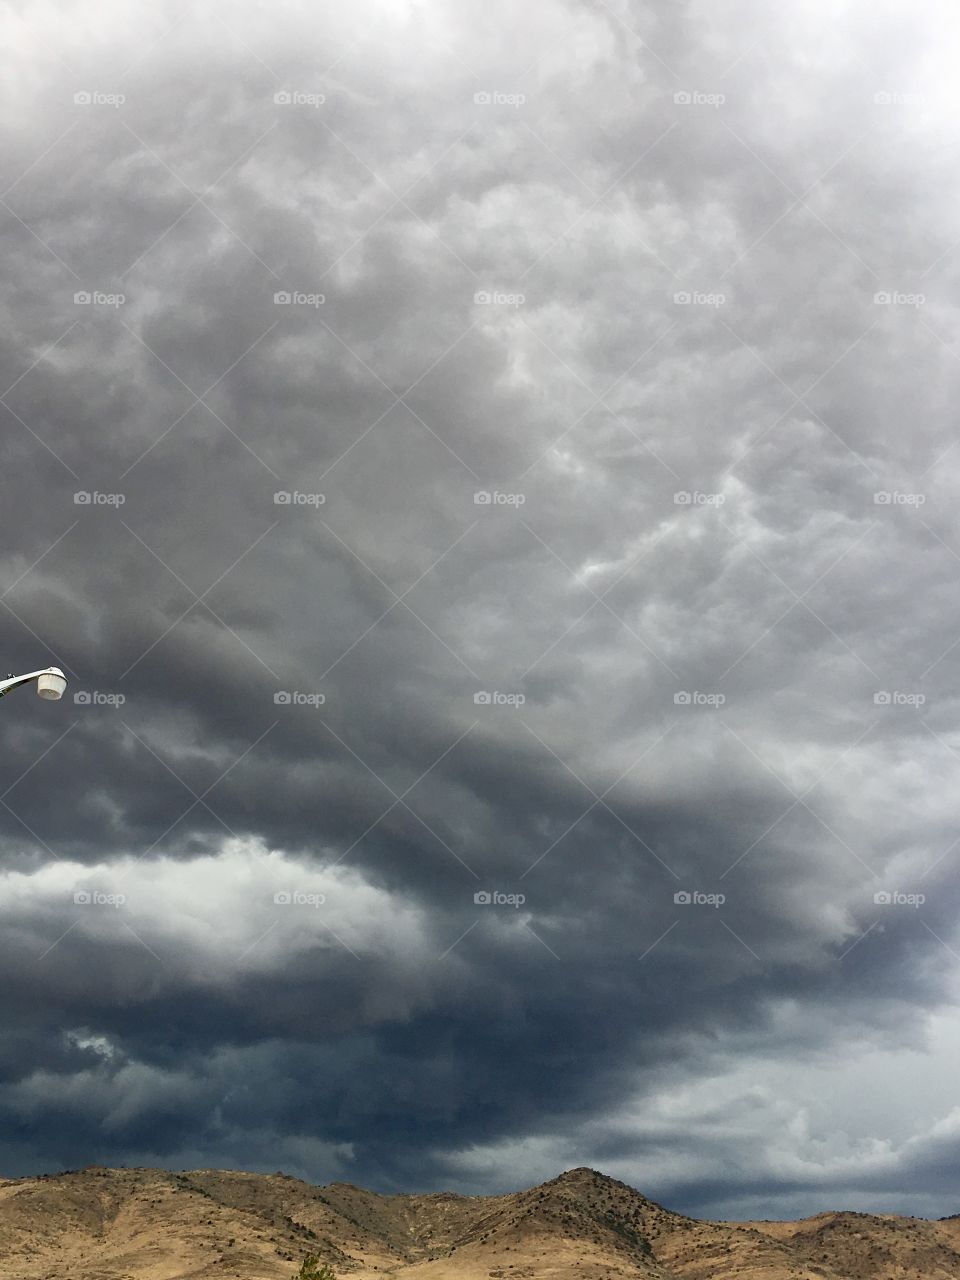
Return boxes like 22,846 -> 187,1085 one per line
2,0 -> 960,1219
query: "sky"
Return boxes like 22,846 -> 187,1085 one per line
1,0 -> 960,1223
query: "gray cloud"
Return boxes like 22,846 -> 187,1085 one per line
1,0 -> 960,1222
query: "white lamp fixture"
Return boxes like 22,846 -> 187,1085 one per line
0,666 -> 68,702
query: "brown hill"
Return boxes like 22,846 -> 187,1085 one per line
0,1164 -> 957,1279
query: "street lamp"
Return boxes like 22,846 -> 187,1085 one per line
0,666 -> 68,702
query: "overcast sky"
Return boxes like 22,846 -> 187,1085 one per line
2,0 -> 960,1222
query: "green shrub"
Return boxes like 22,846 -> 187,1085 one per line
293,1255 -> 337,1280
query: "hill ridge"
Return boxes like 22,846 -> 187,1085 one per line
0,1164 -> 958,1279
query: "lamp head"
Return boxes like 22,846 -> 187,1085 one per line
36,668 -> 67,700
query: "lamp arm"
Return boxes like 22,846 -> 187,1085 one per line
0,668 -> 65,698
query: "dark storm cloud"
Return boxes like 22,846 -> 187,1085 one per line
2,0 -> 960,1220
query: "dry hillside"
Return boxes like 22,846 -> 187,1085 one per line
0,1164 -> 957,1280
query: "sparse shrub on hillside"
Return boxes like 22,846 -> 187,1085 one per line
293,1255 -> 337,1280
